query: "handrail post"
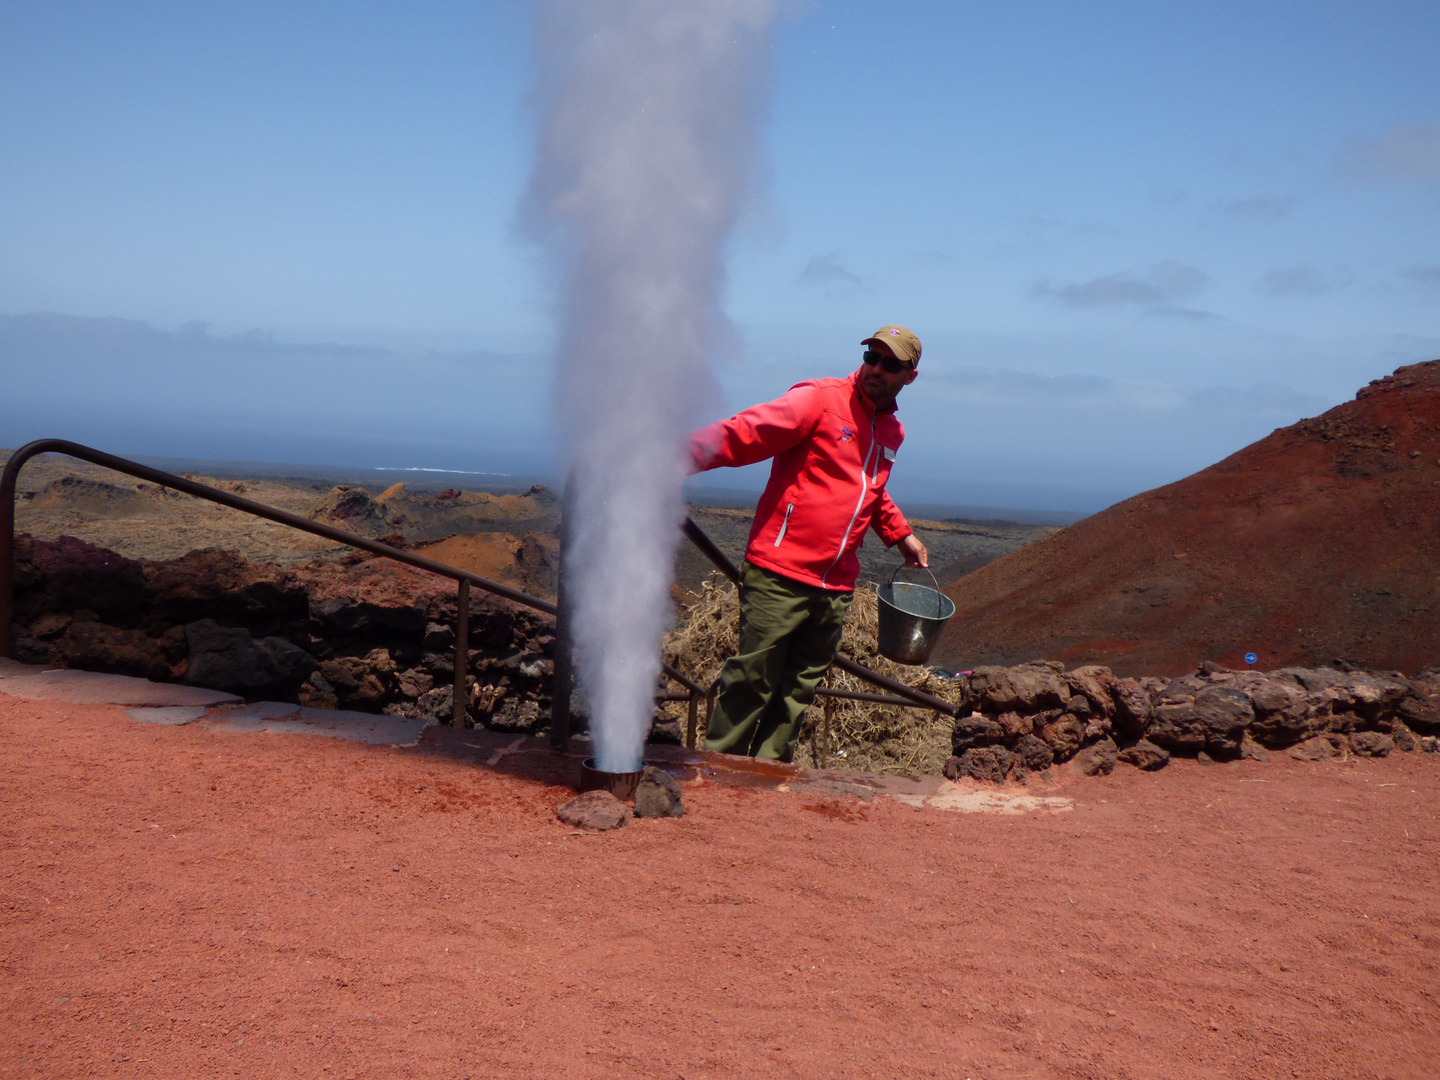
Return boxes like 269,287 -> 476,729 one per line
0,452 -> 18,659
685,689 -> 699,749
452,579 -> 469,727
548,576 -> 574,751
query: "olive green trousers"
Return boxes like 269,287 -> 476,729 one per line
704,561 -> 854,762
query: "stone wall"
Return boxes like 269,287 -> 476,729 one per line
948,659 -> 1440,782
8,535 -> 560,734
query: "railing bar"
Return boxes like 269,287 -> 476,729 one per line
0,440 -> 556,629
682,517 -> 741,583
830,655 -> 957,715
814,686 -> 936,708
660,661 -> 705,697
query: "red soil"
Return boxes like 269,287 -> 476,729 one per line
935,359 -> 1440,677
4,693 -> 1440,1078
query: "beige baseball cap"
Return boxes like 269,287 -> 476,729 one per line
861,325 -> 921,367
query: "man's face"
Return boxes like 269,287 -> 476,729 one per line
858,341 -> 917,407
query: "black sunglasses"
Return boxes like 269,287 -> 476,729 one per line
862,349 -> 914,374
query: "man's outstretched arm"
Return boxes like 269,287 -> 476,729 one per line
688,383 -> 823,472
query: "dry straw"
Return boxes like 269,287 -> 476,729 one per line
661,572 -> 966,775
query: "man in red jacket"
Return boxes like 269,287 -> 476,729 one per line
688,325 -> 929,761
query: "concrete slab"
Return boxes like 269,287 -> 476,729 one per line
127,706 -> 208,726
886,780 -> 1073,815
203,706 -> 423,746
0,658 -> 45,678
216,702 -> 302,723
0,668 -> 242,708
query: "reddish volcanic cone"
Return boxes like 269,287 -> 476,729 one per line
934,360 -> 1440,677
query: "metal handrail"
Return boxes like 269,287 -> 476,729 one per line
0,440 -> 555,620
0,439 -> 701,730
1,440 -> 955,754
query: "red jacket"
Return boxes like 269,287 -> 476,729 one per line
689,370 -> 912,591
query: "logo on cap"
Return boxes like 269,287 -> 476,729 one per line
888,329 -> 900,336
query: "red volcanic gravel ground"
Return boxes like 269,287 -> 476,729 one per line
3,692 -> 1440,1079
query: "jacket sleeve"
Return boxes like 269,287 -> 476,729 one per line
688,382 -> 824,473
870,489 -> 913,547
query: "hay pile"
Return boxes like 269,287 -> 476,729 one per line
660,573 -> 967,774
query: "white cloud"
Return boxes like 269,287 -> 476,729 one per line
1341,122 -> 1440,183
1403,264 -> 1440,292
1215,196 -> 1299,219
796,253 -> 864,291
1036,260 -> 1208,308
1261,265 -> 1333,297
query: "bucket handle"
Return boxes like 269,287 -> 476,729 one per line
886,563 -> 944,618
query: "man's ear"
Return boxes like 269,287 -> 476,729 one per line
903,368 -> 918,386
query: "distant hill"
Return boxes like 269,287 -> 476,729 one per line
933,360 -> 1440,677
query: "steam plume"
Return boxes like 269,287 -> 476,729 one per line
527,0 -> 778,771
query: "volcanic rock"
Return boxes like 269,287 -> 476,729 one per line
633,767 -> 685,818
647,708 -> 685,746
557,790 -> 630,831
969,661 -> 1067,712
1238,733 -> 1270,762
1147,685 -> 1253,757
487,697 -> 541,734
307,486 -> 396,537
311,597 -> 426,646
952,713 -> 1005,752
1066,666 -> 1117,718
316,650 -> 396,712
1069,737 -> 1118,776
299,670 -> 339,709
934,359 -> 1440,674
183,618 -> 316,699
1038,714 -> 1085,762
949,746 -> 1016,784
144,548 -> 307,638
416,685 -> 456,724
55,619 -> 180,682
995,710 -> 1033,740
1015,732 -> 1054,771
14,535 -> 146,626
1398,675 -> 1440,733
1348,731 -> 1394,758
1287,734 -> 1348,762
1117,739 -> 1169,771
1386,722 -> 1417,752
1110,677 -> 1152,741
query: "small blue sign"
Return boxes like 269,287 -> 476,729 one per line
1244,652 -> 1257,666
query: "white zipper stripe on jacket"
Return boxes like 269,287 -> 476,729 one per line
774,502 -> 794,547
821,415 -> 878,587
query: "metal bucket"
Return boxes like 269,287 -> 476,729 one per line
876,565 -> 955,666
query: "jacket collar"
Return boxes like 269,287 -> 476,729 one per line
849,369 -> 898,416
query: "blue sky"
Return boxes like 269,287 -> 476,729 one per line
3,1 -> 1438,511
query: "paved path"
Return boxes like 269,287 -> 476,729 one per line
0,658 -> 1072,812
0,659 -> 425,746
